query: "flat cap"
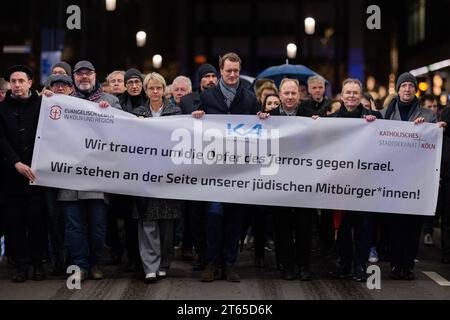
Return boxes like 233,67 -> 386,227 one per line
48,74 -> 73,87
73,60 -> 95,73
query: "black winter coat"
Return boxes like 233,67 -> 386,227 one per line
179,91 -> 201,115
199,83 -> 259,115
0,90 -> 42,194
329,103 -> 382,119
118,91 -> 148,114
299,97 -> 330,117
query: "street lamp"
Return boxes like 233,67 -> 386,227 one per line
105,0 -> 116,11
286,43 -> 297,60
304,17 -> 316,35
136,31 -> 147,47
153,54 -> 162,69
304,17 -> 315,65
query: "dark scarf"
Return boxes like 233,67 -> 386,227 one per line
384,97 -> 418,121
121,91 -> 148,113
397,99 -> 414,121
73,82 -> 103,101
336,104 -> 364,118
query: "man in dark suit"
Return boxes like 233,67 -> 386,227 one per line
192,53 -> 261,282
269,78 -> 315,281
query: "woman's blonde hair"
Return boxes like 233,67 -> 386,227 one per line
143,72 -> 166,92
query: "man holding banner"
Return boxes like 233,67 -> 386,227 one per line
56,60 -> 122,282
269,78 -> 316,281
384,72 -> 439,280
330,78 -> 382,282
31,65 -> 444,286
193,52 -> 262,283
0,65 -> 47,283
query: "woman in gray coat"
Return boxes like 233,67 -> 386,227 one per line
133,72 -> 183,283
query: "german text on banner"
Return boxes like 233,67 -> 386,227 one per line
32,95 -> 443,216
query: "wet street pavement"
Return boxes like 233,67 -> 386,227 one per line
1,231 -> 449,301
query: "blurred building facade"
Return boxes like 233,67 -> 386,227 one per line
0,0 -> 448,100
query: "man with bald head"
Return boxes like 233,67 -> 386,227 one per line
269,78 -> 315,281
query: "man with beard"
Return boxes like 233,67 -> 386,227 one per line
299,75 -> 330,116
178,64 -> 218,271
179,64 -> 218,114
58,60 -> 121,282
106,68 -> 147,272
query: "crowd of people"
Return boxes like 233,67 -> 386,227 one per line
0,52 -> 449,287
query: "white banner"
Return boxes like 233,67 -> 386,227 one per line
32,95 -> 443,215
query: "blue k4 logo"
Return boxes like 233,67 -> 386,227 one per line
227,123 -> 262,137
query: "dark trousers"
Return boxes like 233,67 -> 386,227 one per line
423,216 -> 435,235
187,201 -> 207,260
205,202 -> 243,267
45,188 -> 65,266
0,189 -> 4,249
337,211 -> 374,270
438,182 -> 450,258
319,209 -> 335,254
63,200 -> 107,271
4,193 -> 47,269
273,207 -> 313,269
253,206 -> 268,258
106,195 -> 139,263
390,214 -> 423,270
181,206 -> 194,254
240,206 -> 269,258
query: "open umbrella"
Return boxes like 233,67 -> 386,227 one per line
256,63 -> 324,87
239,75 -> 255,90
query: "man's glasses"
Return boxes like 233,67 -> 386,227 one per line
126,79 -> 142,86
75,70 -> 95,77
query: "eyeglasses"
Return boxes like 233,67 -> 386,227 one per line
126,79 -> 142,86
51,82 -> 70,88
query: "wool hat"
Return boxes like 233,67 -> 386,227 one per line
124,68 -> 143,83
5,65 -> 33,81
197,63 -> 218,80
396,72 -> 417,91
52,61 -> 72,76
73,60 -> 95,73
48,74 -> 73,87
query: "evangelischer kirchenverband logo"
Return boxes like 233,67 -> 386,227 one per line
49,105 -> 62,120
53,107 -> 115,124
378,130 -> 435,150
